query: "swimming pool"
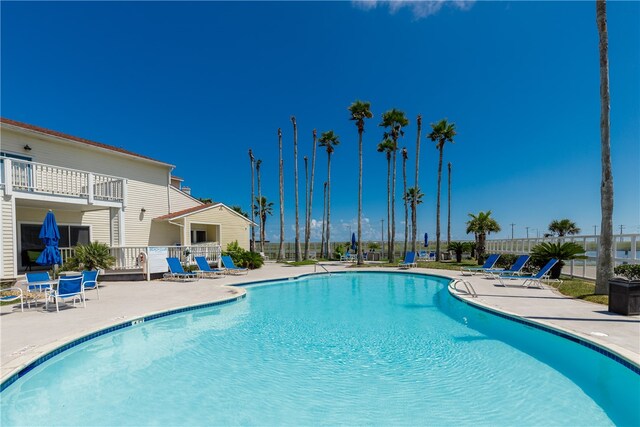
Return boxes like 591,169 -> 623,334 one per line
1,272 -> 638,425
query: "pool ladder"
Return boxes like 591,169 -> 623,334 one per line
450,279 -> 478,298
314,263 -> 331,276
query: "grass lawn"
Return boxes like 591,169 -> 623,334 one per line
282,260 -> 319,266
548,278 -> 608,305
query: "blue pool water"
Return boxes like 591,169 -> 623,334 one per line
1,273 -> 639,426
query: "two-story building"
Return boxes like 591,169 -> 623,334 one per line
1,118 -> 253,279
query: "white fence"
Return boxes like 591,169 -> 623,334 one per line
486,234 -> 639,280
60,243 -> 222,271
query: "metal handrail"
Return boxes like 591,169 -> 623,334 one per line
450,279 -> 477,298
314,263 -> 331,275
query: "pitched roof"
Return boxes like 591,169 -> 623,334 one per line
155,202 -> 256,225
1,117 -> 172,167
155,204 -> 214,220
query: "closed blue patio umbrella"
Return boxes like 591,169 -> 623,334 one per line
36,210 -> 62,266
424,232 -> 429,248
351,232 -> 357,251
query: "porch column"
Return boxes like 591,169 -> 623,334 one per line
87,173 -> 94,204
3,159 -> 12,196
118,207 -> 126,247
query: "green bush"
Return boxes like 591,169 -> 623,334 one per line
333,243 -> 346,260
447,242 -> 468,263
63,241 -> 115,271
614,264 -> 640,280
530,242 -> 587,279
222,240 -> 263,269
494,254 -> 519,269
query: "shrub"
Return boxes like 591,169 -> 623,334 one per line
494,254 -> 519,269
614,264 -> 640,281
447,242 -> 468,263
221,240 -> 263,269
530,242 -> 587,279
63,242 -> 115,271
333,243 -> 346,260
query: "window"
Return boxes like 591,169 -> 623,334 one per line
191,230 -> 207,244
20,223 -> 90,251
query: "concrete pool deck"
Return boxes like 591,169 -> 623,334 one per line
1,263 -> 639,383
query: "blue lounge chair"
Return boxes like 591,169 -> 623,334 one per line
340,249 -> 355,262
0,288 -> 24,312
398,252 -> 417,269
82,270 -> 100,299
497,258 -> 558,288
484,255 -> 530,279
195,256 -> 225,278
221,255 -> 249,275
461,254 -> 501,275
164,257 -> 198,281
46,275 -> 85,312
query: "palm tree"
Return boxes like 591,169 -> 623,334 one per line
428,119 -> 456,262
230,205 -> 248,218
248,149 -> 255,252
278,128 -> 285,261
447,162 -> 452,246
377,139 -> 394,261
402,147 -> 409,256
548,219 -> 581,237
466,211 -> 501,264
379,109 -> 409,263
596,0 -> 614,294
291,116 -> 301,261
305,129 -> 318,259
256,159 -> 264,252
412,114 -> 422,252
318,130 -> 340,259
405,186 -> 424,248
348,100 -> 373,265
303,155 -> 309,258
254,196 -> 274,249
321,181 -> 327,258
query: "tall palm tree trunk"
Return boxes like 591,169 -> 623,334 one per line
326,153 -> 333,259
249,149 -> 255,252
292,117 -> 301,261
357,126 -> 364,265
447,162 -> 452,246
386,153 -> 391,261
412,115 -> 422,252
436,146 -> 443,261
257,161 -> 264,252
321,182 -> 327,258
402,148 -> 408,256
303,156 -> 309,259
305,130 -> 317,259
278,128 -> 285,261
596,0 -> 614,294
390,148 -> 397,263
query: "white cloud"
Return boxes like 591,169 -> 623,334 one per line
353,0 -> 475,19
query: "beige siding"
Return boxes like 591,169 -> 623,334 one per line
169,186 -> 201,212
14,207 -> 110,243
185,207 -> 250,250
1,196 -> 16,278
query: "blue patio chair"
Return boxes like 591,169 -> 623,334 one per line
82,270 -> 100,299
164,257 -> 198,281
417,250 -> 429,261
398,252 -> 417,269
194,256 -> 225,278
340,249 -> 353,262
221,255 -> 249,275
484,255 -> 530,279
461,254 -> 501,275
46,275 -> 85,312
26,272 -> 54,293
497,258 -> 558,288
0,288 -> 24,312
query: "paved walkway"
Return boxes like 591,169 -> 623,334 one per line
1,263 -> 638,383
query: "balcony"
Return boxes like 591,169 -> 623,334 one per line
1,157 -> 127,208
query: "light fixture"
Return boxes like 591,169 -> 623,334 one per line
23,145 -> 32,151
141,207 -> 146,213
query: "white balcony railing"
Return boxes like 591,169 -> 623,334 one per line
1,157 -> 126,204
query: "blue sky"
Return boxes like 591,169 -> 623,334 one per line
2,1 -> 639,243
